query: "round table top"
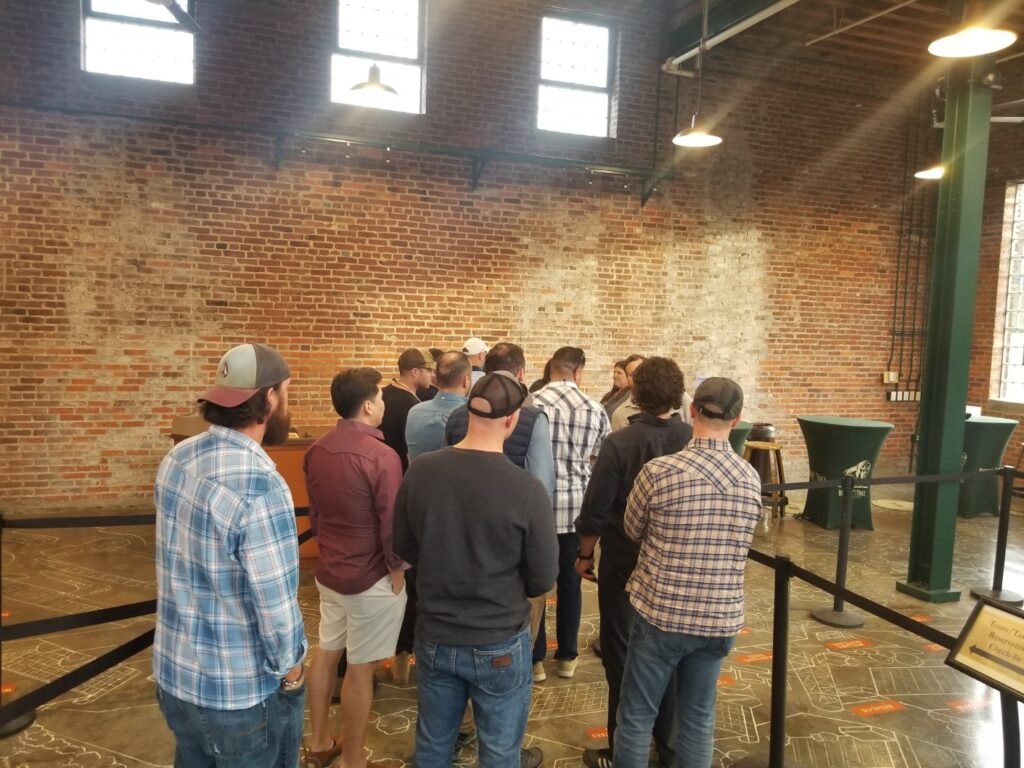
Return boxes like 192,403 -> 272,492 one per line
964,415 -> 1019,426
797,415 -> 894,430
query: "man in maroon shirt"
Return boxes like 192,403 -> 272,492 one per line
304,367 -> 408,768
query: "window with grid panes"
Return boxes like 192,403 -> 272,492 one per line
538,16 -> 613,137
82,0 -> 195,84
999,182 -> 1024,402
331,0 -> 424,114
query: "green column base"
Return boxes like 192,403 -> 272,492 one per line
895,580 -> 961,603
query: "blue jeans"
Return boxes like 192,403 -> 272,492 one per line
415,627 -> 532,768
613,614 -> 735,768
555,533 -> 581,660
156,685 -> 305,768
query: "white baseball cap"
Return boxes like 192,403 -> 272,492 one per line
462,337 -> 490,356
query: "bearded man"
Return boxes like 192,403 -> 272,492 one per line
153,343 -> 307,768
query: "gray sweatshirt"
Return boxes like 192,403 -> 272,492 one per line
393,447 -> 558,645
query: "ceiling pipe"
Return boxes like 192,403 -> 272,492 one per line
669,0 -> 802,66
805,0 -> 922,47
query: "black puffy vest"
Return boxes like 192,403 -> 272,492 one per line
444,404 -> 542,468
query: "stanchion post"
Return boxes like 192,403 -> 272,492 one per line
811,475 -> 865,628
970,466 -> 1023,607
734,555 -> 804,768
1001,691 -> 1021,768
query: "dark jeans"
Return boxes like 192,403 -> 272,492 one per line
414,628 -> 533,768
156,685 -> 304,768
598,548 -> 676,761
532,604 -> 547,664
613,614 -> 734,768
555,533 -> 581,660
396,567 -> 418,654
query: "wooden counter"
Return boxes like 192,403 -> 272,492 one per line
170,416 -> 330,558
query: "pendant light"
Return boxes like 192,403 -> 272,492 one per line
350,63 -> 398,107
914,165 -> 945,180
928,0 -> 1017,58
673,0 -> 722,148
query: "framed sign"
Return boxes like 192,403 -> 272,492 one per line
947,597 -> 1024,700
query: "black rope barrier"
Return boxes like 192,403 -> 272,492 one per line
0,600 -> 157,642
0,505 -> 313,732
788,561 -> 957,648
1,506 -> 310,530
0,628 -> 155,728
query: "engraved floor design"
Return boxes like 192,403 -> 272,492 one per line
2,489 -> 1023,766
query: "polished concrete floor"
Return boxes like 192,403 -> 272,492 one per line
2,488 -> 1023,767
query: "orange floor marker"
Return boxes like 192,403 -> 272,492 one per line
909,613 -> 932,623
924,643 -> 945,652
585,727 -> 608,740
546,640 -> 558,651
825,638 -> 873,651
736,652 -> 772,664
546,597 -> 557,606
947,698 -> 986,712
852,700 -> 905,717
1,684 -> 16,695
717,674 -> 737,686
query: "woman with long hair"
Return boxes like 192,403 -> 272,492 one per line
601,354 -> 643,419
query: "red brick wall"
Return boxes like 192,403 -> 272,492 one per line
3,0 -> 994,509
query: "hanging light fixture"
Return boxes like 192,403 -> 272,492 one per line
928,0 -> 1017,58
914,164 -> 945,180
350,63 -> 398,107
673,0 -> 722,148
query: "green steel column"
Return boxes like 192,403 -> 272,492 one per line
896,56 -> 995,603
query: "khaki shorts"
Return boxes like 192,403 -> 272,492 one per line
316,576 -> 407,664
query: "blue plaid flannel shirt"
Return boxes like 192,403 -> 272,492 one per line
153,425 -> 307,709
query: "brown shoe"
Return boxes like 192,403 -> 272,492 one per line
303,738 -> 341,768
392,651 -> 411,685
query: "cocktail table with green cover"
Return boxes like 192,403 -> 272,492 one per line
729,421 -> 752,454
797,415 -> 894,530
958,415 -> 1018,518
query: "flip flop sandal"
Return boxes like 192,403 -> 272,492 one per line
303,738 -> 342,768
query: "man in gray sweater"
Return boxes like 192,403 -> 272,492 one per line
394,372 -> 558,768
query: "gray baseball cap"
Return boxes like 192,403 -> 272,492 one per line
198,343 -> 291,408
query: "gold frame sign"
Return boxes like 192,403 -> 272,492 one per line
947,597 -> 1024,700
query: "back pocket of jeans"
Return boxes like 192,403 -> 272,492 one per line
472,637 -> 527,696
201,700 -> 269,757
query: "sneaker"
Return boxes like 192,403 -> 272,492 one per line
520,746 -> 544,768
532,661 -> 546,682
556,658 -> 578,678
582,747 -> 613,768
392,651 -> 411,685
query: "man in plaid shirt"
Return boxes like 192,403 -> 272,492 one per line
532,346 -> 610,678
613,377 -> 762,768
154,343 -> 307,768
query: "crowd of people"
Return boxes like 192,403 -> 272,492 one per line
152,338 -> 763,768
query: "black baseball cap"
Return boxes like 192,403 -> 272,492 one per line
467,371 -> 528,419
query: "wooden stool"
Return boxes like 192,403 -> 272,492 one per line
743,440 -> 789,517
